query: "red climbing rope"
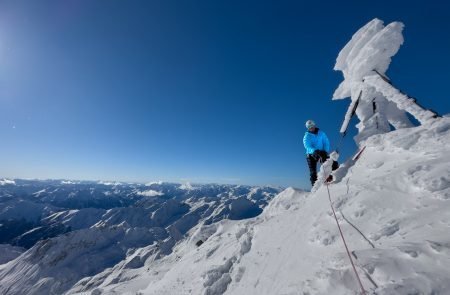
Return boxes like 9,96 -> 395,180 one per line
325,182 -> 367,295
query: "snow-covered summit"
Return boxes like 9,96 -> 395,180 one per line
73,115 -> 450,295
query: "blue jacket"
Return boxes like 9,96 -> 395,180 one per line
303,128 -> 330,155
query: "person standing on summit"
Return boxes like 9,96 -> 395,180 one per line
303,120 -> 339,186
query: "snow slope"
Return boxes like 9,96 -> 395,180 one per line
0,183 -> 280,295
85,116 -> 450,295
0,244 -> 25,265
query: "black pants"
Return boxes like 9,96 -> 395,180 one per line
306,151 -> 339,186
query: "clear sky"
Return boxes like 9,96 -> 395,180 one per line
1,0 -> 449,188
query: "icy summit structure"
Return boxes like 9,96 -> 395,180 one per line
334,18 -> 438,144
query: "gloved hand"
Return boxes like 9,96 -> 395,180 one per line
312,150 -> 322,161
329,151 -> 339,161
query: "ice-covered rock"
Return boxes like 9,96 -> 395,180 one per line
334,18 -> 419,144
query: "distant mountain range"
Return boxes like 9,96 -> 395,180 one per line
0,179 -> 282,294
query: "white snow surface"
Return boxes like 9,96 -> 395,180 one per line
42,208 -> 106,230
97,181 -> 123,186
54,116 -> 450,295
145,181 -> 163,186
0,179 -> 16,186
180,182 -> 197,190
137,190 -> 164,197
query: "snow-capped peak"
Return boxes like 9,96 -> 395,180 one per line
137,190 -> 164,197
0,179 -> 16,186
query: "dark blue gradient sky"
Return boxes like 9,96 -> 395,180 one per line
1,0 -> 449,188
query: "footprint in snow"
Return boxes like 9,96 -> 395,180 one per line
367,161 -> 384,169
371,220 -> 400,241
398,246 -> 419,258
353,207 -> 366,218
203,257 -> 235,294
309,230 -> 337,246
206,245 -> 220,258
427,240 -> 450,254
239,234 -> 252,255
234,266 -> 246,283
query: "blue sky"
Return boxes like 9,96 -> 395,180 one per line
1,0 -> 449,188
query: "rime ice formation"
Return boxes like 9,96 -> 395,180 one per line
333,18 -> 420,144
